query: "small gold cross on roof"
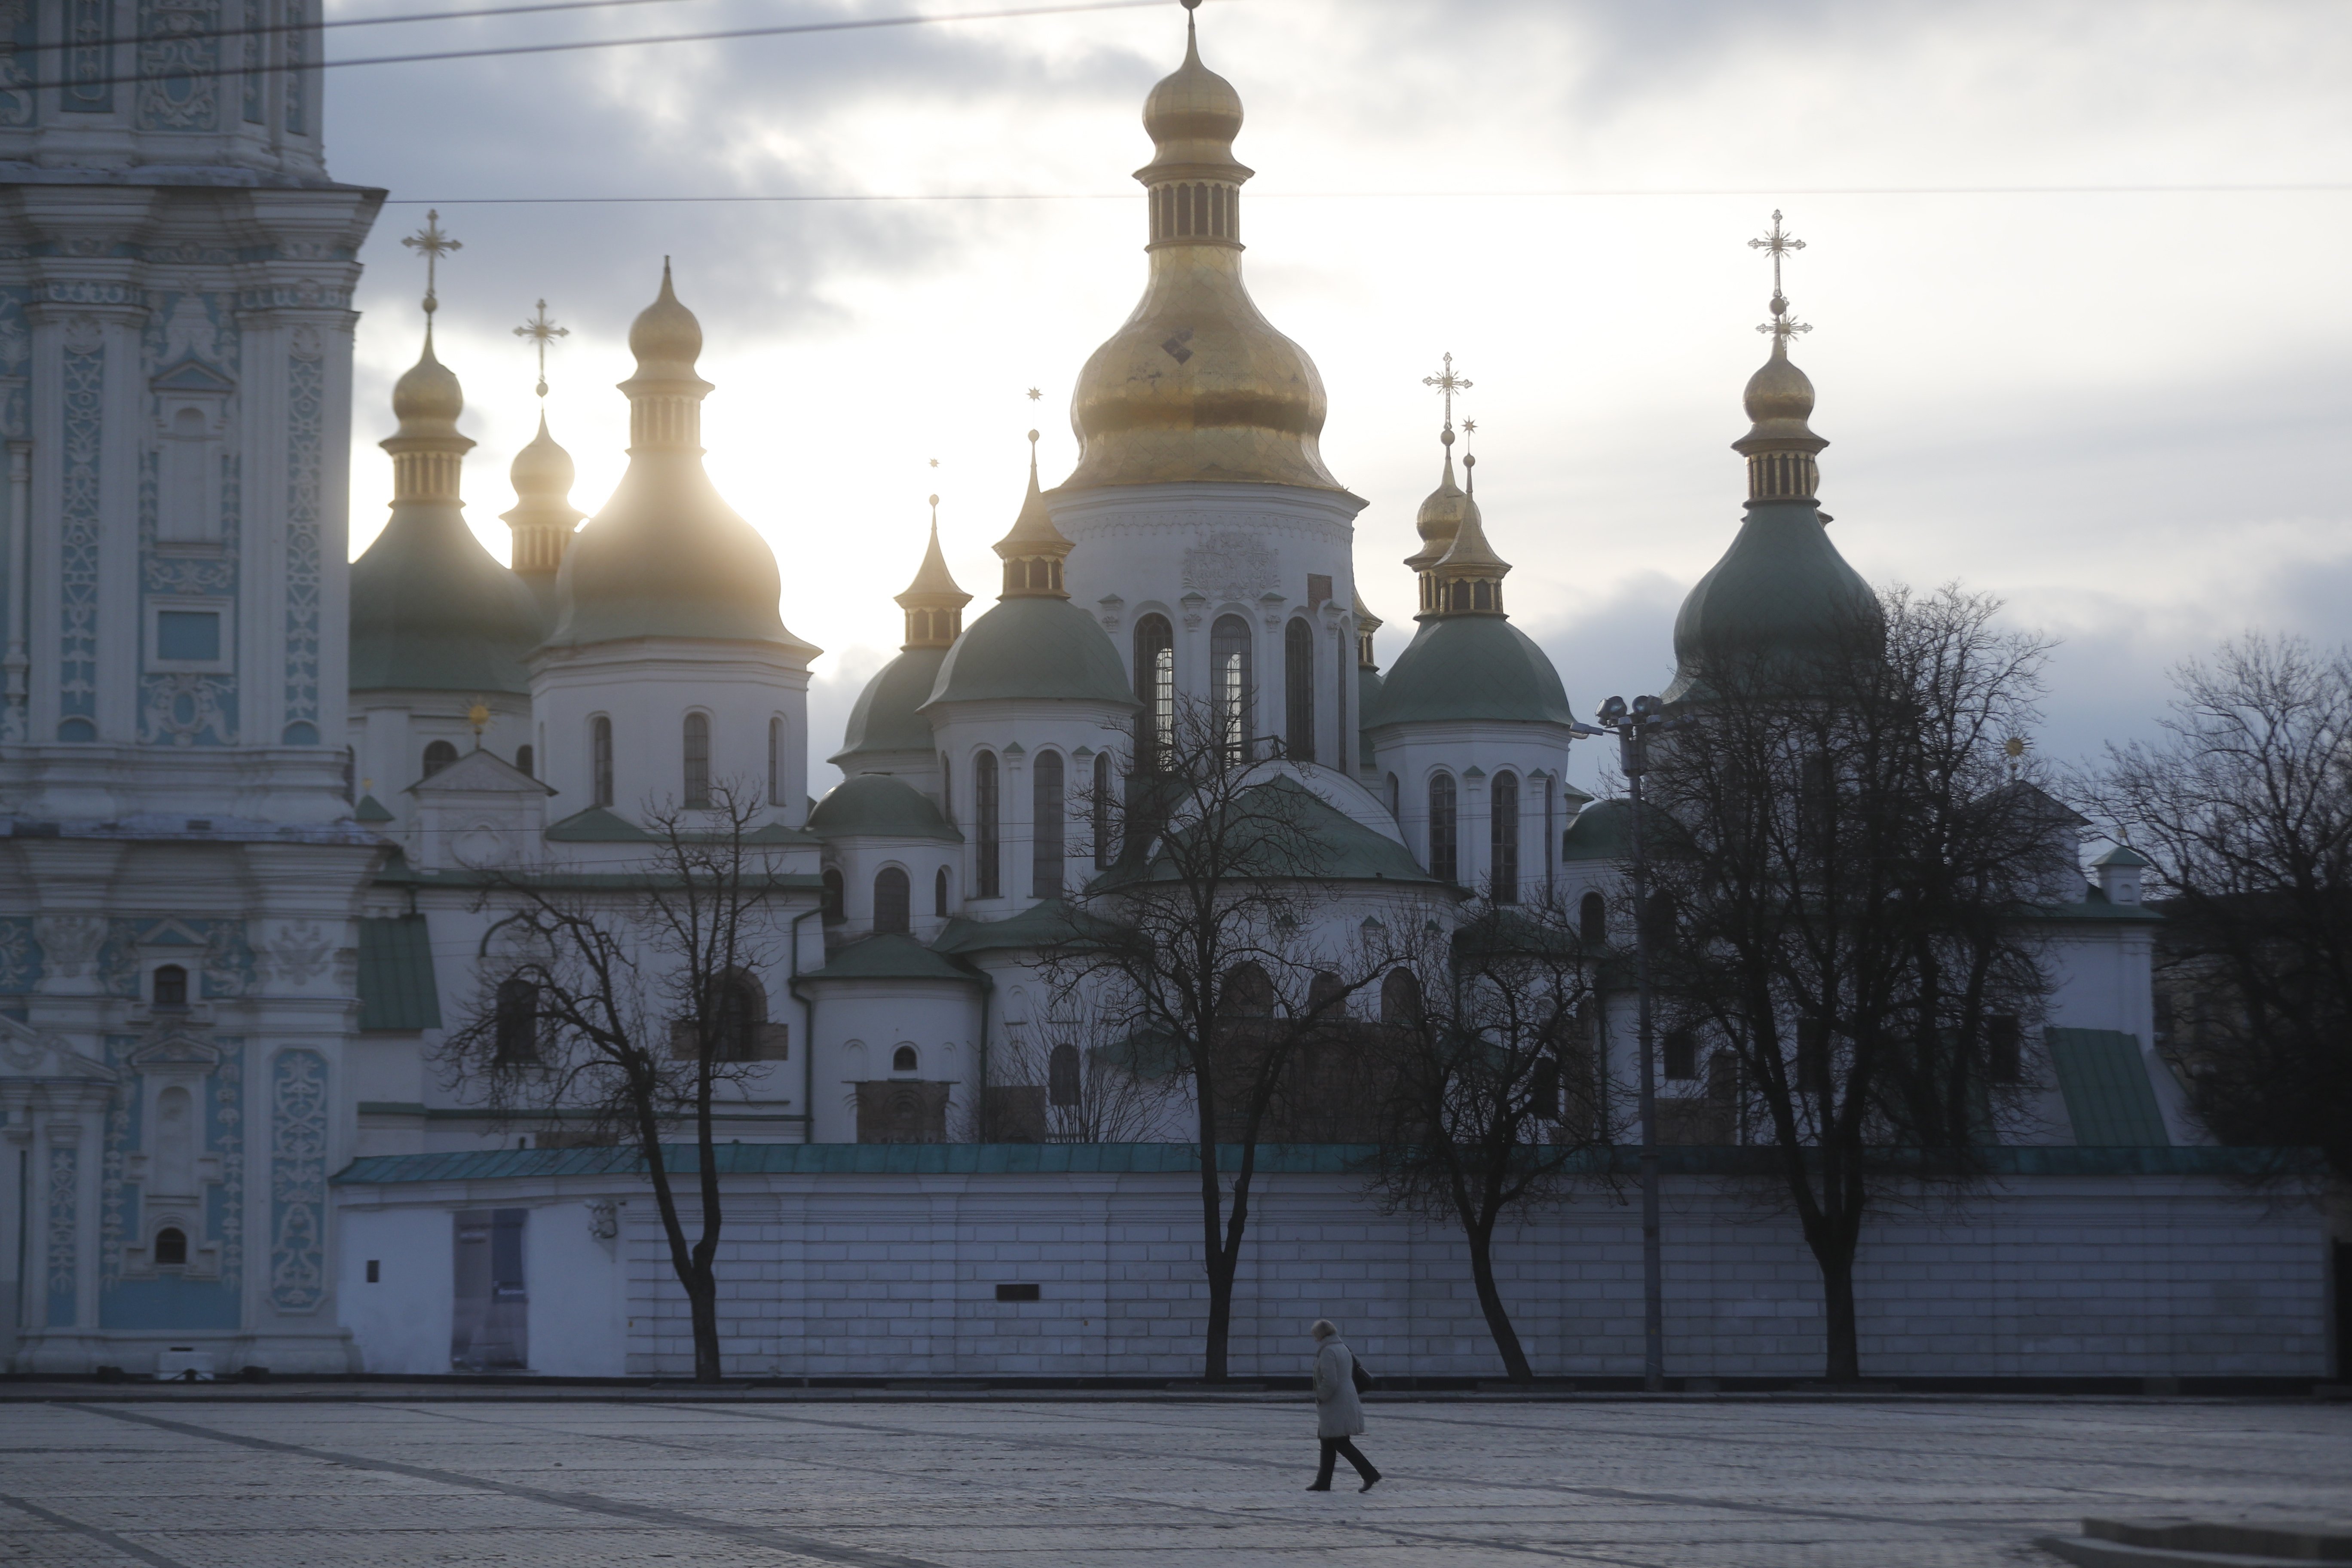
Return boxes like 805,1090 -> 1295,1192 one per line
1748,209 -> 1813,346
401,209 -> 460,318
1421,352 -> 1471,429
513,299 -> 568,399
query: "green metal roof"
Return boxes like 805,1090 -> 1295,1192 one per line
805,932 -> 977,983
544,805 -> 652,842
356,915 -> 441,1031
1664,498 -> 1878,704
830,646 -> 948,766
354,794 -> 395,824
1559,798 -> 1635,862
2033,886 -> 2164,923
807,774 -> 961,842
934,897 -> 1116,955
922,594 -> 1137,710
348,500 -> 545,695
332,1140 -> 2292,1185
2092,844 -> 2153,868
1369,615 -> 1576,729
1102,775 -> 1438,888
2047,1027 -> 2170,1146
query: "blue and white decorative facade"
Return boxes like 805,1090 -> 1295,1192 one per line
2,3 -> 2328,1382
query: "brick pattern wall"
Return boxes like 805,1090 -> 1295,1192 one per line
615,1174 -> 2330,1381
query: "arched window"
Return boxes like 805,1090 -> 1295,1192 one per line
1049,1042 -> 1081,1108
934,865 -> 951,918
1542,776 -> 1556,892
768,717 -> 785,805
591,716 -> 614,808
1428,772 -> 1458,883
1093,750 -> 1112,869
494,977 -> 540,1064
1283,617 -> 1315,762
422,739 -> 458,778
1133,614 -> 1174,769
1211,615 -> 1253,764
1334,631 -> 1349,773
153,1227 -> 188,1267
1663,1029 -> 1697,1081
874,867 -> 911,934
1381,969 -> 1423,1027
821,867 -> 845,923
1386,772 -> 1400,819
1306,970 -> 1345,1019
975,750 -> 1001,898
1032,750 -> 1065,898
706,970 -> 765,1061
892,1044 -> 919,1073
940,754 -> 954,825
682,712 -> 711,808
515,743 -> 534,778
1491,770 -> 1520,903
1219,962 -> 1274,1021
152,964 -> 189,1008
1579,891 -> 1608,947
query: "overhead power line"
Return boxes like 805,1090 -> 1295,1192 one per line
0,0 -> 717,61
375,183 -> 2352,205
14,0 -> 1169,94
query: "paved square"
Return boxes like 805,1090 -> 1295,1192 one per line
0,1393 -> 2344,1566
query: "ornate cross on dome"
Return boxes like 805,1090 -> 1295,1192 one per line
1749,209 -> 1812,347
1422,352 -> 1472,430
513,299 -> 568,399
401,210 -> 460,318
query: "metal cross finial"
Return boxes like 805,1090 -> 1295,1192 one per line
512,299 -> 568,400
401,209 -> 460,318
1749,209 -> 1813,347
1422,352 -> 1472,430
1025,386 -> 1042,402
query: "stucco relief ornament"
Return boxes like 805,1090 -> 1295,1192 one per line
160,293 -> 220,366
264,920 -> 333,988
586,1200 -> 618,1241
33,914 -> 104,978
1180,530 -> 1275,602
61,315 -> 103,355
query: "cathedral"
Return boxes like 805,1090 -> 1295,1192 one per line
0,2 -> 2326,1382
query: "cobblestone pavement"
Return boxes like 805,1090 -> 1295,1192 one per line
0,1395 -> 2346,1566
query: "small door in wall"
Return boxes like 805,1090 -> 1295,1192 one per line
451,1209 -> 530,1371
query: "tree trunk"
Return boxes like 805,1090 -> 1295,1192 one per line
1817,1244 -> 1861,1382
689,1269 -> 722,1384
1464,1217 -> 1532,1382
1199,1150 -> 1232,1382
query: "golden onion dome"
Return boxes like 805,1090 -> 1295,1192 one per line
1404,426 -> 1476,573
390,327 -> 465,430
1063,6 -> 1341,493
626,257 -> 704,380
508,411 -> 575,499
1741,338 -> 1817,435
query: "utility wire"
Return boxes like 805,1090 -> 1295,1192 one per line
377,183 -> 2352,205
0,0 -> 716,61
13,0 -> 1169,94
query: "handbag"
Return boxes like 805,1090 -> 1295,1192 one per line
1350,1352 -> 1374,1396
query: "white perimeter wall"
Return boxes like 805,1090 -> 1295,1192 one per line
336,1173 -> 2331,1381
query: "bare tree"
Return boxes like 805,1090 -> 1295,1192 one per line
1363,890 -> 1614,1382
441,782 -> 800,1383
2085,635 -> 2352,1176
989,990 -> 1185,1144
1040,698 -> 1414,1381
1643,585 -> 2061,1381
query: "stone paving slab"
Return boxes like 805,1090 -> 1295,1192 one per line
0,1397 -> 2343,1566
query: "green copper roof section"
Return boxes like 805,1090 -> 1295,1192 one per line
349,500 -> 544,695
922,594 -> 1137,710
2047,1028 -> 2170,1146
1559,798 -> 1636,862
808,774 -> 961,842
1369,615 -> 1575,729
354,794 -> 395,824
1104,774 -> 1438,888
805,932 -> 977,983
1664,499 -> 1877,703
934,897 -> 1119,955
355,916 -> 441,1031
831,645 -> 948,767
2092,844 -> 2153,869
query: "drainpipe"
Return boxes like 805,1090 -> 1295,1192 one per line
787,906 -> 821,1142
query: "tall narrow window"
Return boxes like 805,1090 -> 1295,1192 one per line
682,712 -> 711,808
821,868 -> 845,922
1133,614 -> 1174,769
422,739 -> 458,778
1428,772 -> 1458,883
1663,1029 -> 1697,1081
934,866 -> 950,918
940,755 -> 954,825
874,867 -> 911,934
152,965 -> 189,1008
1579,891 -> 1607,946
1283,617 -> 1315,762
975,750 -> 1001,898
1032,750 -> 1066,898
1543,776 -> 1556,891
515,744 -> 534,779
1988,1014 -> 2023,1084
494,978 -> 540,1064
1387,772 -> 1400,819
768,717 -> 784,805
1211,614 -> 1253,764
1491,770 -> 1520,903
1334,632 -> 1349,773
1093,750 -> 1112,869
591,717 -> 614,808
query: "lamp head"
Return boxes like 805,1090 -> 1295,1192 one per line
1599,695 -> 1629,726
1631,694 -> 1662,720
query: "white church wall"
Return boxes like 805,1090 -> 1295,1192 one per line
339,1207 -> 452,1375
527,1199 -> 630,1378
1366,721 -> 1578,893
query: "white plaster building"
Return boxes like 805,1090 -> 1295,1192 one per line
1,1 -> 2327,1383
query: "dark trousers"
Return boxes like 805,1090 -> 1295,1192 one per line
1315,1435 -> 1377,1488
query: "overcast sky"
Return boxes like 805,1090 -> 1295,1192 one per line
326,0 -> 2352,797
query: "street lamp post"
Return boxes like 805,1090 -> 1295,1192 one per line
1596,693 -> 1672,1393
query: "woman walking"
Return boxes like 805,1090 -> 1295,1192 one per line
1307,1319 -> 1381,1492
